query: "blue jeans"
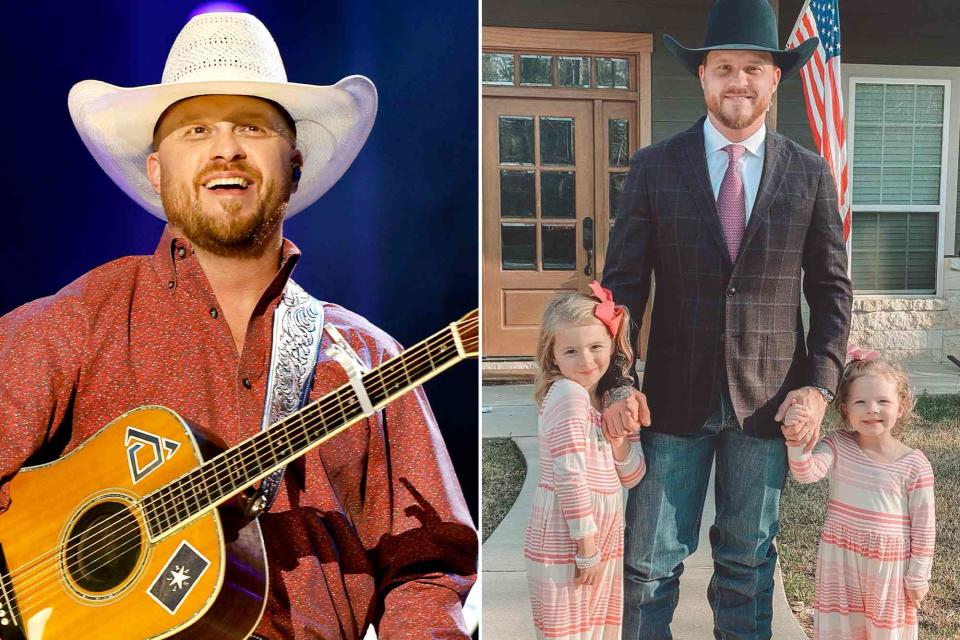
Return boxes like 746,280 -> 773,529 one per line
622,393 -> 787,640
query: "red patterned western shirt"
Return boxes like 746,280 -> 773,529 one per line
0,227 -> 477,639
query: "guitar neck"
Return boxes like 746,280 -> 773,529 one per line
140,312 -> 477,540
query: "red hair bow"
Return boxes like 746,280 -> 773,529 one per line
846,345 -> 880,362
588,281 -> 623,337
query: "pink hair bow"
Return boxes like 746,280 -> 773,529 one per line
847,345 -> 880,362
587,281 -> 623,337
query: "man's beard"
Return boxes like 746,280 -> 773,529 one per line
707,91 -> 772,130
161,168 -> 290,259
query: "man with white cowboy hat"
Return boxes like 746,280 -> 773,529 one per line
600,0 -> 852,637
0,11 -> 476,640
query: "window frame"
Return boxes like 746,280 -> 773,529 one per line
847,75 -> 952,297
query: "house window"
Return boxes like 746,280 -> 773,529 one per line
482,52 -> 631,90
850,80 -> 948,294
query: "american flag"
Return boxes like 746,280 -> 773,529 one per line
787,0 -> 850,241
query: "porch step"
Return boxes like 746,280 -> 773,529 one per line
482,359 -> 537,383
482,359 -> 646,384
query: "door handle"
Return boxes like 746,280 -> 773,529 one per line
582,217 -> 594,276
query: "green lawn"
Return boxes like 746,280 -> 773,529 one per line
481,437 -> 526,541
779,394 -> 960,639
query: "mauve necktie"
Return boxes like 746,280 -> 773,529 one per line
717,143 -> 746,262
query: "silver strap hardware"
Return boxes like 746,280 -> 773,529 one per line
323,324 -> 375,416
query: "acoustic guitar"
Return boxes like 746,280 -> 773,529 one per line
0,310 -> 478,639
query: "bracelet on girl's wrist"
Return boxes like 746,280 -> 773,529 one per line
574,549 -> 601,569
602,386 -> 634,408
612,446 -> 636,467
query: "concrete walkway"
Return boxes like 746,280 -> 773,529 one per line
480,361 -> 960,639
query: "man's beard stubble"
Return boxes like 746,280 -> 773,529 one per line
707,91 -> 773,131
161,168 -> 290,259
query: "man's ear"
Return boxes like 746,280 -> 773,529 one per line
290,149 -> 304,195
146,152 -> 162,195
698,51 -> 709,87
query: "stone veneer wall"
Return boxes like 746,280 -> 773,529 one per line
845,257 -> 960,363
941,258 -> 960,361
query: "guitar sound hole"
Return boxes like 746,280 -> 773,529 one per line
65,500 -> 142,593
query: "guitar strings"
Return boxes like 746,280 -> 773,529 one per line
5,317 -> 476,619
140,314 -> 469,530
138,318 -> 474,546
8,326 -> 465,617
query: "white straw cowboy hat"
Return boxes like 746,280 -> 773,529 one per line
67,11 -> 377,220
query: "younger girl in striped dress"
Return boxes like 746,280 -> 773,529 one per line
524,283 -> 646,640
783,352 -> 935,640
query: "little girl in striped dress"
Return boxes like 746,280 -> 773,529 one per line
524,283 -> 646,640
783,352 -> 935,640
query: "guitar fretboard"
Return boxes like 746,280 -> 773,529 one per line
138,312 -> 476,540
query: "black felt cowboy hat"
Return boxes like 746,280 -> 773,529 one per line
663,0 -> 818,81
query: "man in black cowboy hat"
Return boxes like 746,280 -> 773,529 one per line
601,0 -> 852,637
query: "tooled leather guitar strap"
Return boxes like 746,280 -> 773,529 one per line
255,279 -> 325,513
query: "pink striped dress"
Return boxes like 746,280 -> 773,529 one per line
788,430 -> 935,640
524,378 -> 646,640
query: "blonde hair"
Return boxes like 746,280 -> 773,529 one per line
835,357 -> 916,437
533,291 -> 634,406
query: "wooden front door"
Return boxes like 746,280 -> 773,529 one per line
482,98 -> 640,356
483,98 -> 596,356
481,28 -> 652,359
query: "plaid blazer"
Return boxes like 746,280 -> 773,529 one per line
603,117 -> 852,437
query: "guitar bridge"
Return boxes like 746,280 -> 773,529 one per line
0,543 -> 26,640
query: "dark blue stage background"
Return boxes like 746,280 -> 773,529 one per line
0,2 -> 478,519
